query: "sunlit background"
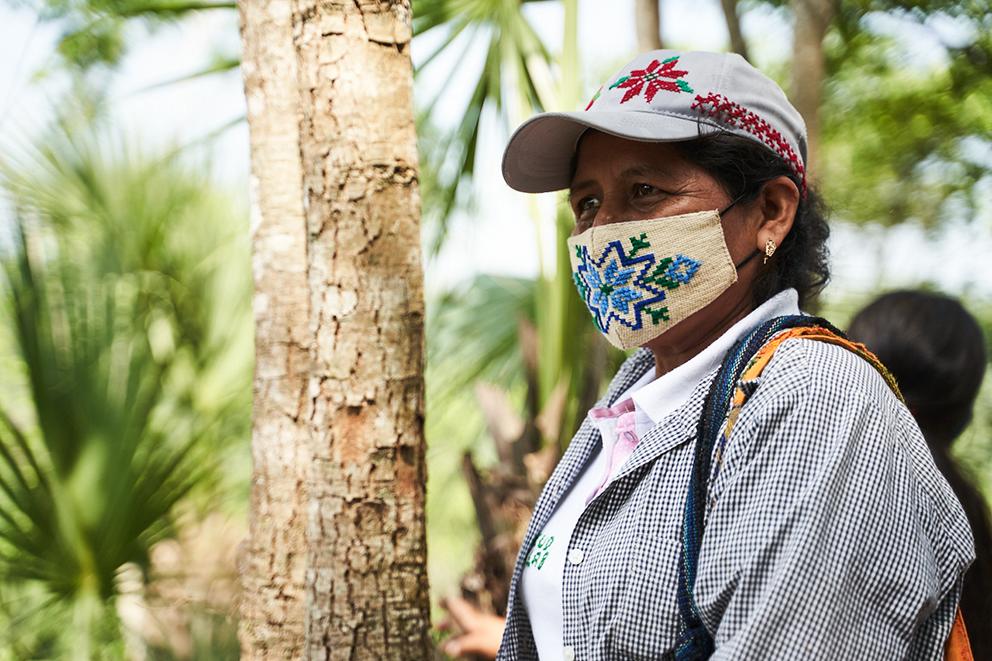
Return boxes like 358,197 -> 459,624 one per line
0,0 -> 990,657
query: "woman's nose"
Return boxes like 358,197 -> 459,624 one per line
592,197 -> 625,227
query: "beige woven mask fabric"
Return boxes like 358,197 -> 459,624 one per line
567,209 -> 737,350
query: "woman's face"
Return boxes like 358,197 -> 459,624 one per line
568,130 -> 795,359
568,130 -> 756,253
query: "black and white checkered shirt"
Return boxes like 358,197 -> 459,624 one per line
497,338 -> 975,660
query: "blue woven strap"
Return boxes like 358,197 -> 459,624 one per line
674,315 -> 844,660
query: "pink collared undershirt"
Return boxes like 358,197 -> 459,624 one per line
586,398 -> 640,504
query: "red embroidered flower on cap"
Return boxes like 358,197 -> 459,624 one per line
611,56 -> 694,104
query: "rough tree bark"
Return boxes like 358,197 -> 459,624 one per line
238,0 -> 311,656
635,0 -> 663,52
790,0 -> 835,177
238,1 -> 432,659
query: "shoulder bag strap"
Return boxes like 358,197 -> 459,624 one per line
672,314 -> 954,659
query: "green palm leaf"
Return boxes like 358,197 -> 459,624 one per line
427,273 -> 537,410
414,0 -> 554,255
0,117 -> 250,656
0,232 -> 205,650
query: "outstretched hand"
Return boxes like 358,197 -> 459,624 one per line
438,595 -> 506,659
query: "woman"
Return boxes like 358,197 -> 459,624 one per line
446,50 -> 973,659
848,291 -> 991,659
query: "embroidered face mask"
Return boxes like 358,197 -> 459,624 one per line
568,208 -> 749,350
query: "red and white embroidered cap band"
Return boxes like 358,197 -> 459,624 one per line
501,50 -> 808,195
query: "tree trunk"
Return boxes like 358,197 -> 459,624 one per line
790,0 -> 834,178
634,0 -> 663,52
238,0 -> 432,658
238,0 -> 312,656
720,0 -> 750,60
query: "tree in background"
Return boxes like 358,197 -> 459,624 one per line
790,0 -> 833,172
238,0 -> 432,657
636,0 -> 664,51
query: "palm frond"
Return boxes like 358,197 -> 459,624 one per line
427,274 -> 537,409
413,0 -> 554,255
134,53 -> 241,93
113,0 -> 237,16
0,117 -> 250,652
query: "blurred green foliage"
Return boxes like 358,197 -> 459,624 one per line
820,10 -> 992,227
4,0 -> 236,71
424,275 -> 533,591
0,116 -> 251,657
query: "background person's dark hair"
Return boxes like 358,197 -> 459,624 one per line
849,291 -> 986,442
674,133 -> 830,310
848,290 -> 991,653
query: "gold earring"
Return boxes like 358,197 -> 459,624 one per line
763,238 -> 777,264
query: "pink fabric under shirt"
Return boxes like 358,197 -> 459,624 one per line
586,398 -> 641,504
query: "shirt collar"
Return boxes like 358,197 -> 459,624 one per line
629,288 -> 802,426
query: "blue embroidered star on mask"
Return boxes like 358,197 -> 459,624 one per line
573,239 -> 701,333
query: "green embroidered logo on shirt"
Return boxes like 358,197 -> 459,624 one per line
525,534 -> 555,570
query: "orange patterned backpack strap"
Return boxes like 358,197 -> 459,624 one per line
712,325 -> 901,488
712,324 -> 972,661
736,326 -> 902,405
946,609 -> 974,661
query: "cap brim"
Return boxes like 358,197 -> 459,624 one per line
501,110 -> 721,193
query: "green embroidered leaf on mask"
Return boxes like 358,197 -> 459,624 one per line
629,233 -> 650,256
647,306 -> 671,324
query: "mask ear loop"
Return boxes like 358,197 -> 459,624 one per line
734,248 -> 763,271
718,194 -> 744,217
719,194 -> 764,271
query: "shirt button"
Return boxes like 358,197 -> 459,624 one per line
563,645 -> 575,661
568,548 -> 585,565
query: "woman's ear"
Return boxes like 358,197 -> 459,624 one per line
754,176 -> 800,253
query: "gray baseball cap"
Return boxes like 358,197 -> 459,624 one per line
501,50 -> 808,195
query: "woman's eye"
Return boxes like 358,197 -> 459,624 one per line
633,183 -> 659,198
573,196 -> 599,224
572,197 -> 598,232
578,196 -> 599,214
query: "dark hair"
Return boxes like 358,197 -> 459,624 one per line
674,133 -> 830,310
849,291 -> 986,442
848,290 -> 991,654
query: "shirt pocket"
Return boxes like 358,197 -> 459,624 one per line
602,528 -> 681,660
